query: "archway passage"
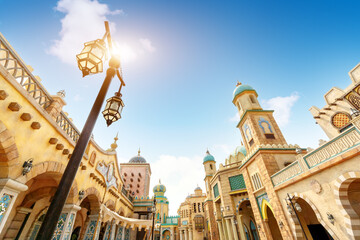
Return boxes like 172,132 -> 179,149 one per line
348,178 -> 360,217
266,207 -> 283,240
295,198 -> 333,240
238,200 -> 260,240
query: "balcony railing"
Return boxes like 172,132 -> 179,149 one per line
271,160 -> 303,186
271,125 -> 360,187
0,33 -> 80,143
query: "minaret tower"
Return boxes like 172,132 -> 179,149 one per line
202,150 -> 219,240
232,82 -> 287,152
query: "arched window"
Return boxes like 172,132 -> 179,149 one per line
250,220 -> 259,240
194,203 -> 197,213
250,95 -> 256,104
89,151 -> 96,166
210,164 -> 213,170
198,203 -> 201,212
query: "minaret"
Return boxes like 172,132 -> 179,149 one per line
233,82 -> 287,152
107,133 -> 119,152
202,150 -> 219,240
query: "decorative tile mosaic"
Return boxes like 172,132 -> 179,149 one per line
115,226 -> 123,240
124,228 -> 130,240
52,213 -> 67,240
84,220 -> 97,240
229,174 -> 246,191
0,193 -> 13,223
29,224 -> 41,240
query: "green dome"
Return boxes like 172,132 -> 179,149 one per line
153,180 -> 166,195
233,84 -> 255,101
203,150 -> 215,163
235,146 -> 247,156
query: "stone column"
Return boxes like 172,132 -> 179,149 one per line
83,214 -> 100,240
180,229 -> 184,240
103,222 -> 111,240
221,219 -> 228,239
230,217 -> 239,240
0,178 -> 28,235
225,218 -> 234,240
237,215 -> 247,240
52,204 -> 81,240
170,228 -> 174,240
188,228 -> 193,240
216,220 -> 225,240
184,228 -> 188,240
109,221 -> 117,240
3,206 -> 32,239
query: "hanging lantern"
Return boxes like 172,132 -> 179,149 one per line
102,92 -> 124,126
76,39 -> 106,77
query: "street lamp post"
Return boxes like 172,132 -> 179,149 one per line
151,198 -> 156,240
36,21 -> 125,240
286,193 -> 308,240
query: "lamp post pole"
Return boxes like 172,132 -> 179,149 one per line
151,198 -> 156,240
287,193 -> 308,240
36,59 -> 119,240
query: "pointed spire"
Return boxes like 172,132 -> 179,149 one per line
138,147 -> 141,156
206,148 -> 210,154
159,179 -> 161,184
107,132 -> 119,151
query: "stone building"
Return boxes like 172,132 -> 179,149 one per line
120,149 -> 152,198
0,32 -> 157,240
203,64 -> 360,240
178,187 -> 208,240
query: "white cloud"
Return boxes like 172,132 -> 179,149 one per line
229,112 -> 239,122
139,38 -> 156,53
262,92 -> 299,126
49,0 -> 156,66
48,0 -> 123,65
150,155 -> 205,215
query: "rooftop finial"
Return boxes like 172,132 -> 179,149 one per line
107,132 -> 119,151
138,148 -> 141,156
236,81 -> 242,87
206,148 -> 210,154
159,179 -> 161,184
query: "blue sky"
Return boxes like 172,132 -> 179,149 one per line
1,0 -> 360,214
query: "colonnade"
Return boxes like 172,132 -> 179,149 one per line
216,216 -> 240,240
179,227 -> 192,240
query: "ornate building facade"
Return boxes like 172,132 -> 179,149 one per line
203,64 -> 360,240
0,33 -> 157,240
178,187 -> 207,240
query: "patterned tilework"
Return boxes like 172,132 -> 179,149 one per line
84,220 -> 97,240
229,174 -> 246,191
29,224 -> 41,240
63,213 -> 75,240
115,226 -> 123,240
94,221 -> 101,240
52,213 -> 68,240
213,184 -> 219,198
0,193 -> 13,223
104,223 -> 111,240
124,228 -> 130,240
256,193 -> 269,219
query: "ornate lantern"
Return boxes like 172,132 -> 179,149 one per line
76,39 -> 106,77
22,158 -> 33,175
102,92 -> 124,126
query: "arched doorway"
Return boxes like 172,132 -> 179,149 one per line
238,200 -> 259,240
163,230 -> 171,239
71,226 -> 81,240
265,205 -> 283,240
292,198 -> 333,240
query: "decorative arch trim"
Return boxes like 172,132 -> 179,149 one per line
260,199 -> 273,220
333,171 -> 360,239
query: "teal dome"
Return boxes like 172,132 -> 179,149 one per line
153,180 -> 166,195
235,146 -> 247,156
233,83 -> 256,101
203,150 -> 215,163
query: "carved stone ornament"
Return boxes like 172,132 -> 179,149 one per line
96,161 -> 118,189
310,180 -> 322,194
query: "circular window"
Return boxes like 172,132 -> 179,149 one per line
136,189 -> 139,193
138,178 -> 141,182
131,173 -> 134,177
331,112 -> 351,129
124,173 -> 127,177
130,178 -> 133,182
